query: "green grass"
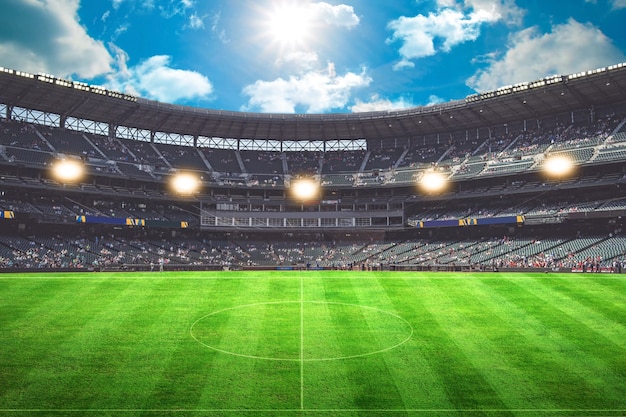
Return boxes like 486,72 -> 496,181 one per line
1,270 -> 626,416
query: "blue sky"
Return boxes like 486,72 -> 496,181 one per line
1,0 -> 625,114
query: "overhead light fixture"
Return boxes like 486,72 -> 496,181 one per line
543,155 -> 575,178
418,170 -> 448,194
51,159 -> 85,183
170,172 -> 200,195
290,177 -> 320,201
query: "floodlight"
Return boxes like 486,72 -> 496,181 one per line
51,159 -> 85,183
290,178 -> 319,201
170,173 -> 200,195
419,171 -> 448,193
543,155 -> 575,178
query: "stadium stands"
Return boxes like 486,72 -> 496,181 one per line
1,65 -> 626,271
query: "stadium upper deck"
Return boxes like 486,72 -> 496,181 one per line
1,64 -> 626,238
1,63 -> 626,148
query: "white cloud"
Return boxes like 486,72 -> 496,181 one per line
187,12 -> 205,30
461,0 -> 524,25
611,0 -> 626,8
392,59 -> 415,71
426,95 -> 446,106
584,0 -> 626,8
349,93 -> 447,112
350,94 -> 414,112
113,24 -> 129,39
242,64 -> 371,113
387,0 -> 522,68
309,2 -> 360,28
277,51 -> 320,70
0,0 -> 112,79
159,0 -> 194,19
210,11 -> 229,43
466,19 -> 626,92
105,53 -> 214,103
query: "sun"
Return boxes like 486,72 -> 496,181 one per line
265,3 -> 313,47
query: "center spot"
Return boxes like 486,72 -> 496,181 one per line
190,301 -> 413,361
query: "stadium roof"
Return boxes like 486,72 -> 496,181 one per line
1,64 -> 625,144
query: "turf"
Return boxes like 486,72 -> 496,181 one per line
0,270 -> 625,416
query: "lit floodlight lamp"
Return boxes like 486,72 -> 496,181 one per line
171,172 -> 200,195
543,155 -> 575,178
51,159 -> 85,183
419,171 -> 448,193
290,178 -> 320,201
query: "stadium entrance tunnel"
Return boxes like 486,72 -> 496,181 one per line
190,301 -> 413,361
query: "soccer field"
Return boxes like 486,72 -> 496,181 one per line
1,270 -> 625,416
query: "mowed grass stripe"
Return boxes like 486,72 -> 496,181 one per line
46,277 -> 205,409
309,276 -> 371,409
0,278 -> 144,408
353,276 -> 415,412
476,276 -> 626,408
539,276 -> 626,329
134,275 -> 227,410
441,277 -> 589,408
309,276 -> 406,409
250,277 -> 300,409
196,276 -> 276,408
126,277 -> 224,411
65,278 -> 173,409
519,275 -> 626,352
193,274 -> 268,409
300,276 -> 358,410
403,277 -> 517,411
195,276 -> 301,410
0,278 -> 60,328
430,277 -> 558,410
0,277 -> 108,403
377,277 -> 460,409
508,276 -> 626,402
338,273 -> 404,409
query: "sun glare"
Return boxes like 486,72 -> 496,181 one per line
266,3 -> 312,46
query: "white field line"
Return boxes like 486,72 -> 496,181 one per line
300,274 -> 305,410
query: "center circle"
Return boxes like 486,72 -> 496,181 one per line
190,301 -> 413,361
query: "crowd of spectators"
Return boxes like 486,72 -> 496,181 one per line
0,120 -> 50,150
2,113 -> 626,189
2,230 -> 625,272
322,150 -> 366,173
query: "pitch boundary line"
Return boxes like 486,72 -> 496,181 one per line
2,409 -> 626,413
6,272 -> 621,281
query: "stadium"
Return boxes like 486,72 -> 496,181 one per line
1,62 -> 626,415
